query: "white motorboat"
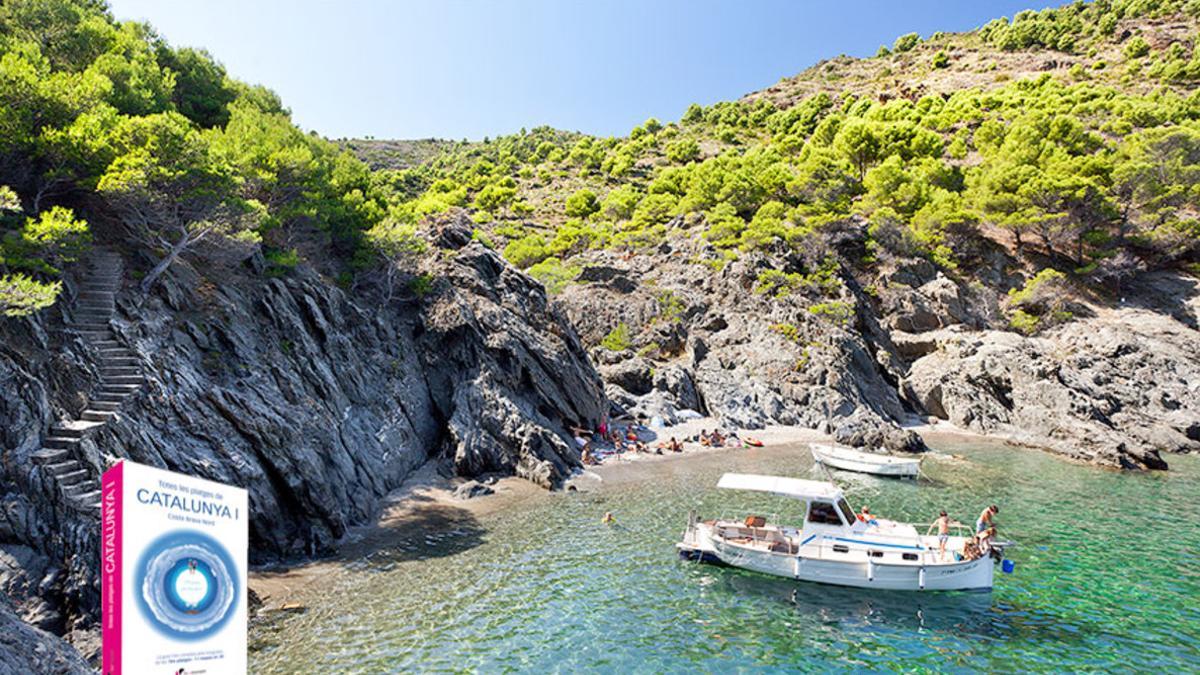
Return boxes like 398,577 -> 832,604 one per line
810,442 -> 920,479
677,473 -> 1008,591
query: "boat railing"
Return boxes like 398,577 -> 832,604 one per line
912,522 -> 976,537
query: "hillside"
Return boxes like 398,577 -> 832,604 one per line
339,0 -> 1200,471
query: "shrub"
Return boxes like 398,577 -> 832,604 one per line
666,138 -> 701,164
264,248 -> 300,277
503,234 -> 550,268
600,322 -> 632,351
564,189 -> 600,218
932,50 -> 950,69
807,301 -> 854,325
526,257 -> 581,295
1124,36 -> 1150,60
893,33 -> 921,53
1008,309 -> 1040,335
655,289 -> 685,321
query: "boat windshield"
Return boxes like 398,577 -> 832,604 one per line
836,498 -> 854,525
807,501 -> 844,525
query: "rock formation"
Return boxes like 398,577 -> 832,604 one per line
0,222 -> 605,665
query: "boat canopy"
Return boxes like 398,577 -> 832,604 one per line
716,473 -> 843,502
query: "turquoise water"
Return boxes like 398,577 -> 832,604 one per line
250,437 -> 1200,672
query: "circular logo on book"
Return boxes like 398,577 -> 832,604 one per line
136,530 -> 239,640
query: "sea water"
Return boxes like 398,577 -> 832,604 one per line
250,435 -> 1200,672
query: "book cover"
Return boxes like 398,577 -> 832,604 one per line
101,460 -> 248,675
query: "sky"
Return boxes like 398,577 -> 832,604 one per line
106,0 -> 1048,141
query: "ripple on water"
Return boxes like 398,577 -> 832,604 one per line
251,438 -> 1200,673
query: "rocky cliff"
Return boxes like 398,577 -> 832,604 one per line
0,219 -> 605,665
550,223 -> 1200,470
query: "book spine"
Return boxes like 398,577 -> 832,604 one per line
101,461 -> 124,675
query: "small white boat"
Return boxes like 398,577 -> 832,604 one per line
810,442 -> 920,479
677,473 -> 1008,591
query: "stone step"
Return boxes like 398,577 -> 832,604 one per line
79,331 -> 112,340
98,348 -> 134,357
58,469 -> 89,485
44,436 -> 80,450
91,340 -> 120,349
62,481 -> 96,497
52,420 -> 105,438
96,385 -> 139,397
70,490 -> 102,509
88,400 -> 122,412
32,448 -> 69,463
100,366 -> 140,375
78,289 -> 114,297
74,313 -> 112,322
67,324 -> 110,333
46,461 -> 79,475
104,375 -> 143,385
80,410 -> 116,423
100,357 -> 139,367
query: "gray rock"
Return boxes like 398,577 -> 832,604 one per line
905,304 -> 1200,469
0,594 -> 90,675
453,480 -> 495,499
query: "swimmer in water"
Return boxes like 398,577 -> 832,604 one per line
602,512 -> 615,524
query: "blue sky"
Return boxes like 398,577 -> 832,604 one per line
107,0 -> 1048,140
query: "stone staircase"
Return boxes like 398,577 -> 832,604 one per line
31,250 -> 142,511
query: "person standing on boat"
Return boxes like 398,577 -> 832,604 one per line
927,511 -> 958,560
976,505 -> 999,534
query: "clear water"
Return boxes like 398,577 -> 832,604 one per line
250,436 -> 1200,673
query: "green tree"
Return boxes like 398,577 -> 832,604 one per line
564,188 -> 600,218
833,119 -> 881,182
96,112 -> 260,293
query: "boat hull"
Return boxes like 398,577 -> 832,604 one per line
810,443 -> 920,479
679,525 -> 993,591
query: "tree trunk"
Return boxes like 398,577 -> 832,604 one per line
139,233 -> 193,295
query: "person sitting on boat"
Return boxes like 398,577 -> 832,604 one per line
976,526 -> 997,555
857,506 -> 877,526
960,538 -> 981,562
976,504 -> 999,534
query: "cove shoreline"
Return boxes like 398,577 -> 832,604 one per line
247,418 -> 998,611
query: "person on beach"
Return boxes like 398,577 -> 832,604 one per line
669,437 -> 682,453
927,511 -> 957,560
582,445 -> 596,465
699,429 -> 710,447
976,505 -> 998,533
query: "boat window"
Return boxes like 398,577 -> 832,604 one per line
832,544 -> 849,554
869,550 -> 883,558
836,499 -> 854,525
807,501 -> 843,525
902,553 -> 919,561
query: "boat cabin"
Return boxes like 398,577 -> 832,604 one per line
716,473 -> 861,537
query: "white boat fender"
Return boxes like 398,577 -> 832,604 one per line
867,558 -> 875,582
918,567 -> 926,590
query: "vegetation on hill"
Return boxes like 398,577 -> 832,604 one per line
2,0 -> 1199,333
0,0 -> 420,315
357,0 -> 1200,335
